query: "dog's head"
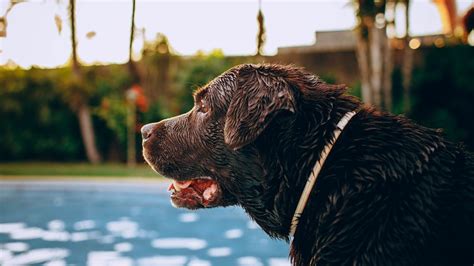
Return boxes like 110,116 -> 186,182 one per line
142,64 -> 300,209
142,64 -> 350,214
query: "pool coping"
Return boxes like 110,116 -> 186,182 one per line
0,176 -> 169,192
0,175 -> 164,181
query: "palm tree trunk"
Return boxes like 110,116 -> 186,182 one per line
129,0 -> 136,64
401,0 -> 413,112
354,0 -> 395,110
382,30 -> 393,111
370,25 -> 384,107
128,0 -> 139,83
70,0 -> 101,164
402,48 -> 414,112
256,0 -> 265,56
355,30 -> 373,105
127,0 -> 138,167
77,104 -> 101,163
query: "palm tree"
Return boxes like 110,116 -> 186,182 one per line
69,0 -> 101,163
354,0 -> 417,112
401,0 -> 413,112
354,0 -> 387,108
128,0 -> 140,83
256,0 -> 266,56
126,0 -> 138,167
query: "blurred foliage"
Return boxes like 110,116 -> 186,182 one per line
409,46 -> 474,150
0,67 -> 83,160
0,51 -> 237,162
175,50 -> 235,113
1,46 -> 472,162
142,33 -> 174,56
348,81 -> 362,99
91,65 -> 131,147
0,64 -> 159,161
319,73 -> 363,99
390,67 -> 406,115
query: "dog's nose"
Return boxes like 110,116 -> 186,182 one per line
141,123 -> 156,140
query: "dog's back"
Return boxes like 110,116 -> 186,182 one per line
291,109 -> 474,265
423,144 -> 474,265
440,149 -> 474,265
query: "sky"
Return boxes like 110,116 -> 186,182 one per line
0,0 -> 472,68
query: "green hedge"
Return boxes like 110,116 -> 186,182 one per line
0,65 -> 139,161
409,46 -> 474,150
0,68 -> 83,160
1,47 -> 472,162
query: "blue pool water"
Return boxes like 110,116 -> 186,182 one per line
0,180 -> 290,266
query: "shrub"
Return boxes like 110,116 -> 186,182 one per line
175,50 -> 236,113
409,46 -> 474,150
0,68 -> 83,160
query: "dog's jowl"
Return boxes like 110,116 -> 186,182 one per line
142,64 -> 474,266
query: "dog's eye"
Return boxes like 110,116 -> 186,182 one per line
198,102 -> 210,113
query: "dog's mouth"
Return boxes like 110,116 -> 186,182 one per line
167,177 -> 222,209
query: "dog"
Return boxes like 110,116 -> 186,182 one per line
142,64 -> 474,265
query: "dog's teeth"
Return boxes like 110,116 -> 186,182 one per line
172,181 -> 181,191
173,180 -> 192,191
203,184 -> 218,200
203,188 -> 212,200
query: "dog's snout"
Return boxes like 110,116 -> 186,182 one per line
141,123 -> 157,141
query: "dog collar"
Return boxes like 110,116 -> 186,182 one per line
289,110 -> 357,237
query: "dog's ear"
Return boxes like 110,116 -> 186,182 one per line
224,65 -> 296,150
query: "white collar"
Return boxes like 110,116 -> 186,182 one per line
289,110 -> 357,237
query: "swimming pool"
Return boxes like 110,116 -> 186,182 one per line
0,180 -> 290,266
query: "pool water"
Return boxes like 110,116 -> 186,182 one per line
0,180 -> 291,266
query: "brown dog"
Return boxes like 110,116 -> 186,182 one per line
142,64 -> 474,266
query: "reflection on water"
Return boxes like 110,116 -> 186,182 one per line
0,181 -> 290,266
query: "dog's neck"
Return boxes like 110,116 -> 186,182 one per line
245,92 -> 360,240
288,109 -> 357,237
